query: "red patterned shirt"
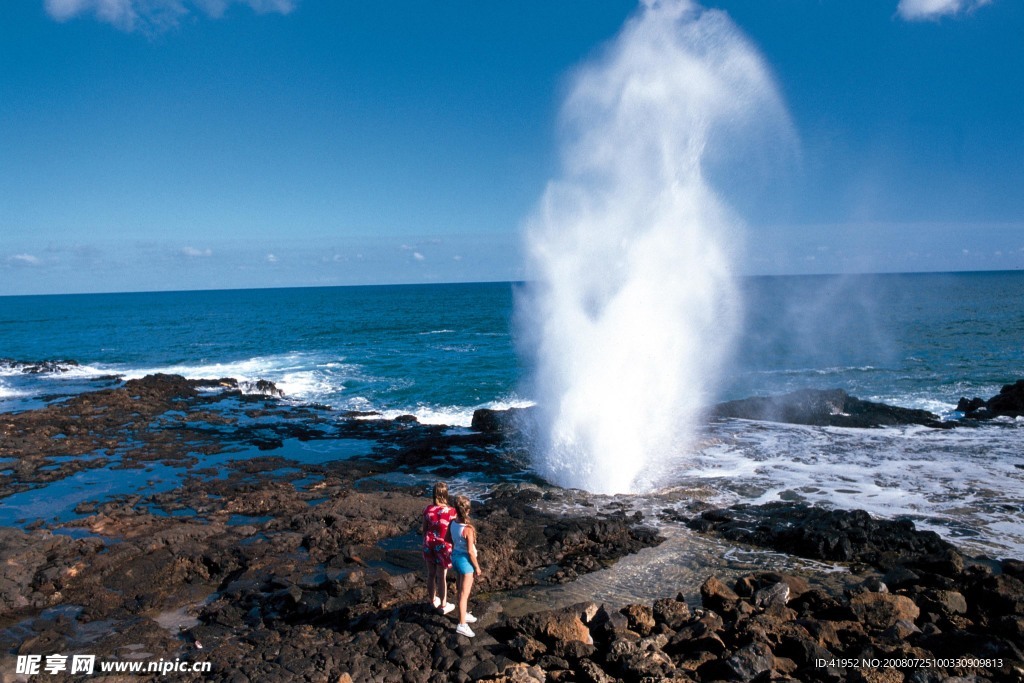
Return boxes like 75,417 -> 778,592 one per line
423,504 -> 457,551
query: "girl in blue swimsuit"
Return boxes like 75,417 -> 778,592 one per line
445,495 -> 482,637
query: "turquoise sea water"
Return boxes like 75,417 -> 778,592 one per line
2,272 -> 1023,556
3,272 -> 1022,419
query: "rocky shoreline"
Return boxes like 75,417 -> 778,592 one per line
1,374 -> 1022,681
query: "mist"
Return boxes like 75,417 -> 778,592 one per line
516,0 -> 793,494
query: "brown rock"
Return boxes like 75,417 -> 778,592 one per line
576,659 -> 616,683
799,619 -> 842,648
929,589 -> 968,615
676,650 -> 717,673
849,593 -> 920,630
882,619 -> 921,640
508,634 -> 547,662
652,597 -> 691,630
620,603 -> 655,636
507,608 -> 593,648
700,576 -> 739,614
724,642 -> 775,681
615,648 -> 676,680
850,670 -> 905,683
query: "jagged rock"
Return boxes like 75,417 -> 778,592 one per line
508,634 -> 547,662
242,379 -> 285,397
620,603 -> 655,636
778,632 -> 834,668
712,388 -> 945,428
689,503 -> 959,569
617,648 -> 677,681
920,589 -> 968,616
958,379 -> 1024,419
849,593 -> 920,630
576,659 -> 617,683
724,641 -> 776,681
471,407 -> 534,433
883,619 -> 922,640
503,607 -> 593,649
976,573 -> 1024,616
882,566 -> 921,590
652,597 -> 691,630
754,581 -> 791,609
700,576 -> 740,614
735,572 -> 810,601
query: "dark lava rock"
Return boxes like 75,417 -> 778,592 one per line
240,379 -> 285,397
724,641 -> 776,681
688,502 -> 959,570
712,388 -> 947,428
471,406 -> 535,434
958,379 -> 1024,420
0,358 -> 81,374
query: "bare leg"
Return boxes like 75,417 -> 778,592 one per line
425,559 -> 438,605
457,572 -> 474,624
437,567 -> 449,606
453,571 -> 464,620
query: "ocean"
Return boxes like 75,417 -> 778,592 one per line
2,271 -> 1023,559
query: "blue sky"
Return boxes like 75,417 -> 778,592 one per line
1,0 -> 1021,295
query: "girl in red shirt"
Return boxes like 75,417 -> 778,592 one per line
422,481 -> 457,613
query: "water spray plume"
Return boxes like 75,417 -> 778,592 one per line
517,0 -> 793,494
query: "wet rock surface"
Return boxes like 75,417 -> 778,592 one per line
958,380 -> 1024,421
687,503 -> 958,569
710,389 -> 949,429
1,374 -> 1022,681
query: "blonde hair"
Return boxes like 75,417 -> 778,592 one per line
432,482 -> 449,506
453,495 -> 473,527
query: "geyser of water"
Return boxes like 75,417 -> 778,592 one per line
517,0 -> 792,494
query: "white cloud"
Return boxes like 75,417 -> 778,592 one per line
181,246 -> 212,257
43,0 -> 295,32
896,0 -> 991,21
7,254 -> 42,267
413,252 -> 425,261
266,253 -> 279,263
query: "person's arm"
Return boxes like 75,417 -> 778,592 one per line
467,526 -> 482,576
422,509 -> 429,538
444,523 -> 452,546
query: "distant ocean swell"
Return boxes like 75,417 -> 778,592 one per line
0,353 -> 533,428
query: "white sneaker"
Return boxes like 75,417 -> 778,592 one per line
464,613 -> 478,623
431,596 -> 441,608
442,602 -> 455,614
455,623 -> 475,638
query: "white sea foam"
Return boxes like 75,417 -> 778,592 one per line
0,380 -> 27,400
377,397 -> 537,428
518,0 -> 793,494
671,419 -> 1024,558
111,353 -> 360,403
0,362 -> 109,379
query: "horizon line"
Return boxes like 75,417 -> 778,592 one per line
1,266 -> 1022,300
